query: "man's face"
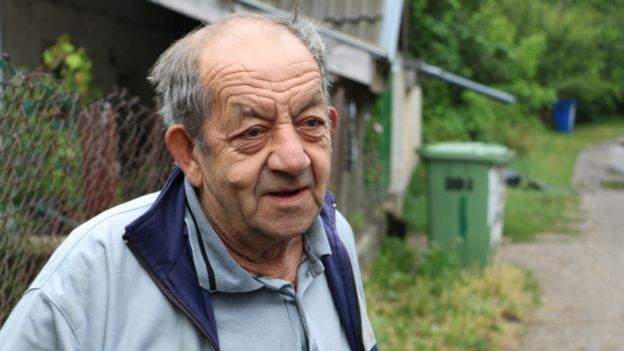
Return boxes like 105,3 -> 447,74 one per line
193,22 -> 336,244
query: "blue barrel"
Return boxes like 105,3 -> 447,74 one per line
553,99 -> 576,134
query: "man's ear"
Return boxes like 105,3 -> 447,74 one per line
328,106 -> 339,133
165,125 -> 202,187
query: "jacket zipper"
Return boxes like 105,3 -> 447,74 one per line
124,237 -> 219,350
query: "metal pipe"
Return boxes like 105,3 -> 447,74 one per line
415,61 -> 516,104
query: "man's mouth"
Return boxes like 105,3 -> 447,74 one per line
269,188 -> 304,197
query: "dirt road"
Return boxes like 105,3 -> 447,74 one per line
500,138 -> 624,351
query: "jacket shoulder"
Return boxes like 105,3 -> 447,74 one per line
31,192 -> 160,289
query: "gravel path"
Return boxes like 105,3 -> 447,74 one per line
500,138 -> 624,351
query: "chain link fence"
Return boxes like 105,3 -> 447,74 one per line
0,70 -> 173,323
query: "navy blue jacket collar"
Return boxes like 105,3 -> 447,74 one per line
123,168 -> 365,351
123,168 -> 220,348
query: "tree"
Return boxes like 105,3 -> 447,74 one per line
406,0 -> 624,146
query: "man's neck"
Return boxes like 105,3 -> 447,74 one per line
220,234 -> 304,287
194,186 -> 306,287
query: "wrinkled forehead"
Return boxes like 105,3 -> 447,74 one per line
197,19 -> 320,88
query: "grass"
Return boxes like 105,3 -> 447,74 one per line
503,190 -> 579,241
403,164 -> 428,234
365,238 -> 538,351
504,118 -> 624,240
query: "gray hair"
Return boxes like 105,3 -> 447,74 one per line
148,12 -> 331,151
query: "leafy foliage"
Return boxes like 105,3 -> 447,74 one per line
0,35 -> 98,225
407,0 -> 624,146
1,69 -> 83,226
41,34 -> 100,102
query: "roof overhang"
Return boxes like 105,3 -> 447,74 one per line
147,0 -> 404,87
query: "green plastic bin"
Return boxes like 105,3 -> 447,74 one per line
417,142 -> 514,266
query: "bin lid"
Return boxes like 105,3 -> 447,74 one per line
417,142 -> 515,164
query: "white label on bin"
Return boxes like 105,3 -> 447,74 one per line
488,168 -> 505,249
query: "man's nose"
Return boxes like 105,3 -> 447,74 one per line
267,125 -> 311,175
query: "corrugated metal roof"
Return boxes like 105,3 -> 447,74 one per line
147,0 -> 403,84
256,0 -> 385,47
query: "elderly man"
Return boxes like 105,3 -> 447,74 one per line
0,13 -> 376,351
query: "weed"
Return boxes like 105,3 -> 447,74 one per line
504,118 -> 624,240
366,238 -> 538,351
601,180 -> 624,190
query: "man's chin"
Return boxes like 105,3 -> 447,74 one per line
274,223 -> 311,238
255,215 -> 317,240
251,194 -> 323,237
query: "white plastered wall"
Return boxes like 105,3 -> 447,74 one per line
388,59 -> 423,215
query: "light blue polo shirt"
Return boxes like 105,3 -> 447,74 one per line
183,178 -> 356,351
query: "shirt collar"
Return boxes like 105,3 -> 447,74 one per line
183,177 -> 332,293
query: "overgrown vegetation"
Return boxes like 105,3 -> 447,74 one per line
504,118 -> 624,240
365,238 -> 538,351
1,72 -> 82,230
0,35 -> 99,323
40,34 -> 101,102
403,164 -> 428,234
1,35 -> 97,232
408,0 -> 624,147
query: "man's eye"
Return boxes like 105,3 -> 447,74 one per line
303,118 -> 324,128
242,127 -> 264,138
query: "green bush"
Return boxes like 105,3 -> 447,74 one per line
0,35 -> 97,323
409,0 -> 624,147
42,34 -> 101,102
